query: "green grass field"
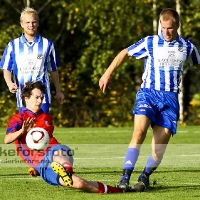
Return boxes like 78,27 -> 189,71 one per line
0,126 -> 200,200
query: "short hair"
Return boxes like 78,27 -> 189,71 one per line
20,7 -> 39,22
21,81 -> 46,107
160,8 -> 180,25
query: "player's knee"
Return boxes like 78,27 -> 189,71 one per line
131,130 -> 146,144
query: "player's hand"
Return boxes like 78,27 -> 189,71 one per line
22,117 -> 36,133
56,91 -> 65,103
99,74 -> 111,93
8,83 -> 18,93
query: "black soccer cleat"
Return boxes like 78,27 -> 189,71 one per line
135,173 -> 150,191
133,181 -> 146,192
117,176 -> 130,191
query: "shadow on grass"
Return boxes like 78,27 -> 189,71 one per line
75,168 -> 200,175
149,185 -> 200,193
1,168 -> 200,176
0,173 -> 29,176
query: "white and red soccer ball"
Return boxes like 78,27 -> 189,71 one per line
26,127 -> 50,150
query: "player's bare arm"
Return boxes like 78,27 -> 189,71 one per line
50,71 -> 65,103
3,69 -> 18,93
99,48 -> 129,93
4,117 -> 36,144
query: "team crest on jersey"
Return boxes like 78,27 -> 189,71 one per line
45,120 -> 50,126
37,54 -> 44,59
178,47 -> 183,52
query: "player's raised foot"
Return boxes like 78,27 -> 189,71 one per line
134,173 -> 150,191
117,175 -> 130,191
51,161 -> 73,187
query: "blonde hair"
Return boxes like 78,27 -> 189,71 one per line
20,7 -> 39,21
160,8 -> 180,25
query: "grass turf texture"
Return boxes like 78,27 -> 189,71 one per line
0,126 -> 200,200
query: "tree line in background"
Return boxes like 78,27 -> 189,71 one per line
0,0 -> 200,127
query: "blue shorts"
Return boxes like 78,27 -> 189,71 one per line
133,88 -> 179,135
37,144 -> 73,186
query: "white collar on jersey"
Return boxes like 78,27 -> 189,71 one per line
20,33 -> 41,44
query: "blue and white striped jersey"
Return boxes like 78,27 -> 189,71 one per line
128,33 -> 200,93
0,33 -> 60,107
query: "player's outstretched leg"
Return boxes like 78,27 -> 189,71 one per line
51,161 -> 73,187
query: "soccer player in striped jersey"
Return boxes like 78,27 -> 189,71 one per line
4,81 -> 138,193
99,8 -> 200,191
0,7 -> 64,113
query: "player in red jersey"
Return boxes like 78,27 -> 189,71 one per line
4,81 -> 139,193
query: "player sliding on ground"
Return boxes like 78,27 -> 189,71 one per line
4,81 -> 141,193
